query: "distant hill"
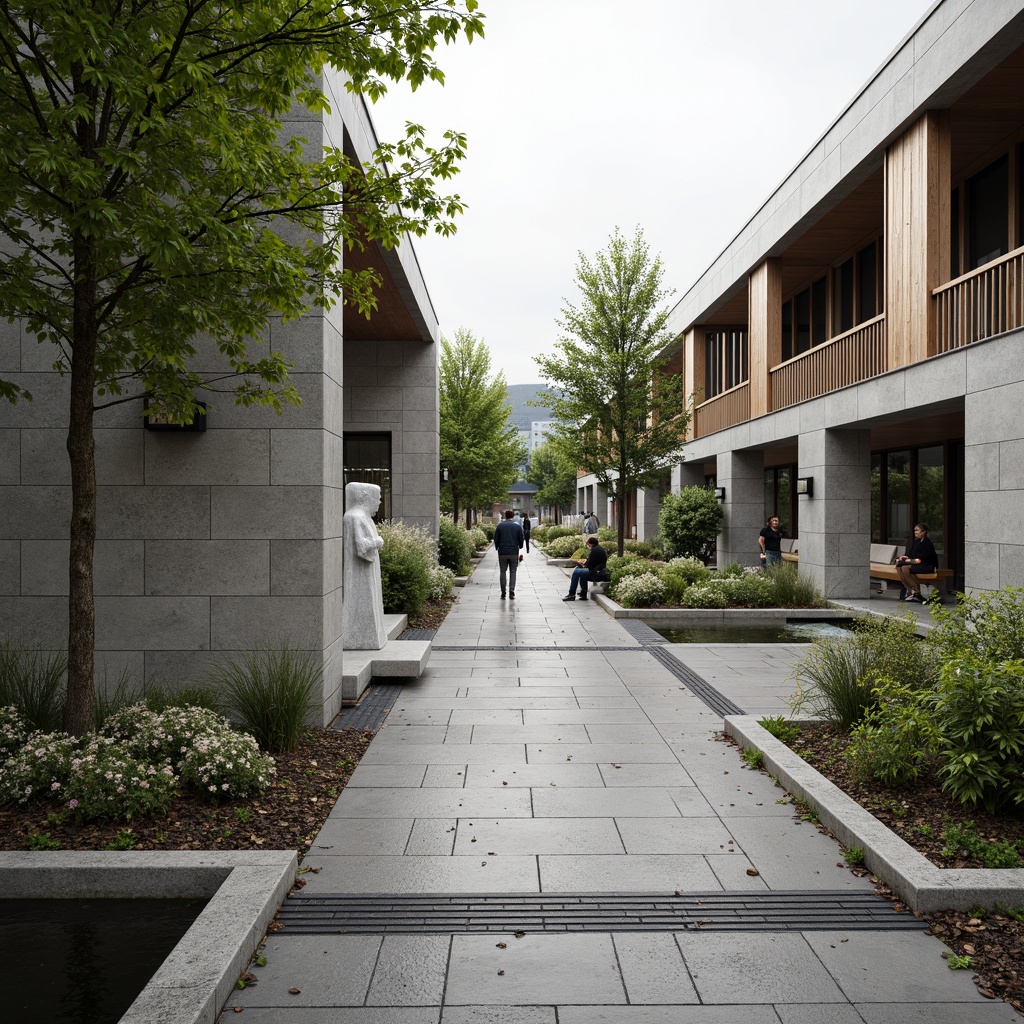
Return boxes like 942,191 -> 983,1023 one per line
505,383 -> 558,431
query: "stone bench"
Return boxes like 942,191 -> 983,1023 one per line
341,614 -> 431,703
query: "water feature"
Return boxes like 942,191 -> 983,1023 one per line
654,620 -> 855,644
2,897 -> 207,1024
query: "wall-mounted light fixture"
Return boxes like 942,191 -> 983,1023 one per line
713,486 -> 726,502
796,476 -> 814,498
439,467 -> 449,487
144,399 -> 206,432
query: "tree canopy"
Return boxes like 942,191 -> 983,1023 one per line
535,227 -> 689,555
439,327 -> 525,527
0,0 -> 483,733
527,439 -> 577,523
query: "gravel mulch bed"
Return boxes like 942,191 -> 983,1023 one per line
753,723 -> 1024,1015
407,596 -> 457,631
0,728 -> 373,856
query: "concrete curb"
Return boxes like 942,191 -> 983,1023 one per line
596,595 -> 857,625
0,850 -> 297,1024
724,716 -> 1024,912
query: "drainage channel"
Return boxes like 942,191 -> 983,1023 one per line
277,891 -> 922,934
647,646 -> 745,717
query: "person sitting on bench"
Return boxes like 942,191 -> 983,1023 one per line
894,523 -> 937,603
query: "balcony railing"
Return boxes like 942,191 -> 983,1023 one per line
933,245 -> 1024,353
769,314 -> 887,411
693,381 -> 749,438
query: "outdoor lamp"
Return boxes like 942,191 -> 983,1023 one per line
713,487 -> 726,501
796,476 -> 814,497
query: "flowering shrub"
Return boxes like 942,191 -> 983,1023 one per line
712,575 -> 775,608
541,534 -> 585,558
0,731 -> 81,806
66,737 -> 177,820
180,728 -> 275,799
0,705 -> 28,765
378,519 -> 434,614
428,564 -> 455,601
681,584 -> 729,609
667,557 -> 712,586
103,704 -> 227,768
470,527 -> 488,550
613,572 -> 666,609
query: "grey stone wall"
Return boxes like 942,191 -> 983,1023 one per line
342,338 -> 439,534
715,451 -> 763,568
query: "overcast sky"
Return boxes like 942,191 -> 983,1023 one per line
370,0 -> 935,386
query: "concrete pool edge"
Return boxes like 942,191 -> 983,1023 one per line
724,716 -> 1024,913
0,850 -> 298,1024
594,597 -> 858,626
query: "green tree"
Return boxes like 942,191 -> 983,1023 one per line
0,1 -> 483,735
536,227 -> 690,555
658,487 -> 724,563
528,439 -> 577,523
439,328 -> 525,527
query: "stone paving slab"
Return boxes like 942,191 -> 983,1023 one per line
252,548 -> 1016,1022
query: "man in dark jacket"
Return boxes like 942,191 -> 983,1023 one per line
493,509 -> 525,600
563,535 -> 607,601
522,513 -> 532,553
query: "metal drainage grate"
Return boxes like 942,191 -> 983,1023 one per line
647,647 -> 745,717
619,620 -> 670,645
277,891 -> 922,934
332,683 -> 404,732
399,628 -> 437,641
430,646 -> 644,652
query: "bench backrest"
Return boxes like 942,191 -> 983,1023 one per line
870,543 -> 899,564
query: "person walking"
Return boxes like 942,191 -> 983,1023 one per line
522,513 -> 532,553
758,515 -> 783,568
562,535 -> 607,601
493,509 -> 525,600
895,523 -> 938,603
583,511 -> 598,536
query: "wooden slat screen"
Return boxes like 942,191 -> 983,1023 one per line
934,245 -> 1024,353
693,382 -> 750,438
769,314 -> 887,411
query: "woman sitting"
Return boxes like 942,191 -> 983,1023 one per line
894,523 -> 937,603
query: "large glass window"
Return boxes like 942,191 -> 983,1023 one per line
704,328 -> 748,399
764,465 -> 796,539
916,445 -> 945,561
857,242 -> 878,322
968,154 -> 1009,269
886,451 -> 911,547
834,258 -> 854,335
343,433 -> 392,521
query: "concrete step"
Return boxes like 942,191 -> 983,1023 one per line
341,639 -> 431,703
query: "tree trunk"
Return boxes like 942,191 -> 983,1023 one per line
450,485 -> 460,531
65,232 -> 98,736
464,506 -> 472,530
616,482 -> 626,557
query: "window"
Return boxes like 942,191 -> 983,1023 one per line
857,242 -> 878,322
704,328 -> 748,399
968,154 -> 1009,269
871,444 -> 949,567
834,258 -> 854,335
343,433 -> 391,521
782,275 -> 826,361
764,465 -> 796,539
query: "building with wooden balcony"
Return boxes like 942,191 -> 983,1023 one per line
648,0 -> 1024,598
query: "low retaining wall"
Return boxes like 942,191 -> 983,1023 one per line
0,850 -> 297,1024
724,717 -> 1024,913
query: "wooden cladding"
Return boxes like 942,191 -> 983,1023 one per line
748,259 -> 782,419
770,315 -> 887,411
693,382 -> 750,439
934,243 -> 1024,352
885,110 -> 951,368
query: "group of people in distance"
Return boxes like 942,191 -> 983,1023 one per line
759,515 -> 937,603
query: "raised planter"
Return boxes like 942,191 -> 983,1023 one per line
725,716 -> 1024,912
0,850 -> 297,1024
596,593 -> 857,625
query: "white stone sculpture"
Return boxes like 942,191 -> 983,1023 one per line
342,482 -> 387,650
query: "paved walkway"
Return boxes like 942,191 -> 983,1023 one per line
225,548 -> 1017,1022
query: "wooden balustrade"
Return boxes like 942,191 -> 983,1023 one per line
693,381 -> 749,438
933,245 -> 1024,353
769,315 -> 887,411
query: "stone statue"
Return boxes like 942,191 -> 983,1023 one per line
342,482 -> 387,650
